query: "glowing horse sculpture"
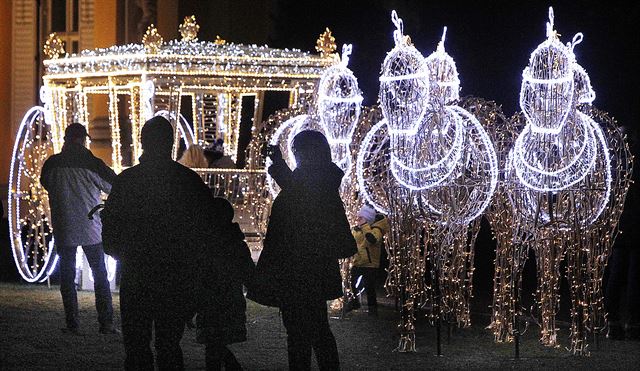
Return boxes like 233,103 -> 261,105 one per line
357,11 -> 498,351
494,7 -> 632,353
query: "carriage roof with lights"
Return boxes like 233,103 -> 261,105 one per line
9,17 -> 339,282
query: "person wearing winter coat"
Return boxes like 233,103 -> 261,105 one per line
247,130 -> 357,370
40,123 -> 117,334
196,196 -> 254,370
101,116 -> 214,370
346,205 -> 389,314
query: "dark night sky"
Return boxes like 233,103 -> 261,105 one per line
267,0 -> 639,130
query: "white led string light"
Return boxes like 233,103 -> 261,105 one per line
378,10 -> 430,136
355,11 -> 499,351
489,7 -> 630,355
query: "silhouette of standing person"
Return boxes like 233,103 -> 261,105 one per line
101,116 -> 214,370
40,123 -> 117,334
247,130 -> 357,370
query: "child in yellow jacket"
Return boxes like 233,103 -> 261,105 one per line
347,205 -> 389,314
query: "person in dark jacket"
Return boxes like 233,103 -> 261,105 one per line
247,130 -> 357,370
101,116 -> 215,370
40,123 -> 117,334
196,196 -> 254,370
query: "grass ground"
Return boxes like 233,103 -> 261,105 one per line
0,282 -> 638,370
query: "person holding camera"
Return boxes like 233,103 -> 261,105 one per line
247,130 -> 357,370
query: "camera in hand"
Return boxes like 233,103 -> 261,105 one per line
264,144 -> 279,159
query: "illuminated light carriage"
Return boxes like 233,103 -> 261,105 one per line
8,17 -> 339,283
8,8 -> 631,357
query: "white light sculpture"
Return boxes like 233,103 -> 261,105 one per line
490,7 -> 631,354
519,8 -> 574,135
378,10 -> 429,135
356,11 -> 498,352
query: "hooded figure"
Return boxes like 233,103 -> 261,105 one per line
247,129 -> 356,370
196,196 -> 254,369
101,116 -> 214,369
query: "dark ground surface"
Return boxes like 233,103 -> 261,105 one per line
1,282 -> 639,370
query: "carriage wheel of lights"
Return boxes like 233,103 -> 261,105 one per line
356,11 -> 499,352
8,107 -> 57,282
493,7 -> 633,354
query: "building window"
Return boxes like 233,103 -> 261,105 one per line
49,0 -> 80,53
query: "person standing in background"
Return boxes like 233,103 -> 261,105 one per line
40,123 -> 117,334
347,205 -> 389,315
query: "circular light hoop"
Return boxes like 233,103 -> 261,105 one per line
388,107 -> 465,190
356,119 -> 392,214
586,117 -> 612,225
514,112 -> 598,192
286,115 -> 322,165
9,106 -> 58,282
379,44 -> 429,134
419,105 -> 498,225
265,114 -> 310,197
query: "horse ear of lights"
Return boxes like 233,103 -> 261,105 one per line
489,7 -> 632,355
357,11 -> 498,352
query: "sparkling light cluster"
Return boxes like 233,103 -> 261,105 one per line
44,39 -> 333,78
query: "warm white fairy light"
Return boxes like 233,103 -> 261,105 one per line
10,19 -> 335,283
492,7 -> 630,355
356,11 -> 499,351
